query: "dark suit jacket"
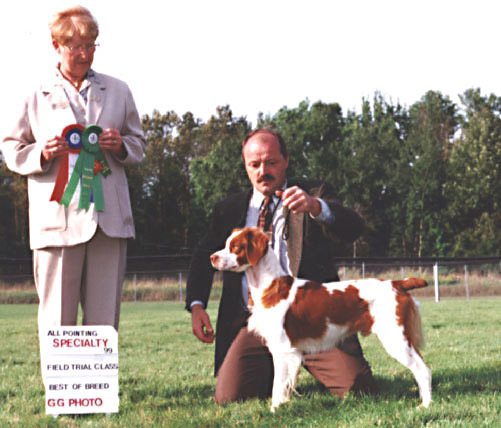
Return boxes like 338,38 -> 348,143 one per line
186,178 -> 365,375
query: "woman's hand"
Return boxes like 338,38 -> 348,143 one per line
99,128 -> 124,155
42,136 -> 68,162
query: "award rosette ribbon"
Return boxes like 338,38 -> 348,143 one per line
50,124 -> 85,203
56,124 -> 111,212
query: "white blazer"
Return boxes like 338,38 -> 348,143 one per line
1,69 -> 146,249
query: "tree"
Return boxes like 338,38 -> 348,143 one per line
0,163 -> 29,256
397,91 -> 458,257
445,89 -> 501,255
128,110 -> 204,254
342,94 -> 406,256
189,106 -> 252,241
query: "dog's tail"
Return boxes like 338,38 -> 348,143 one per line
391,278 -> 428,291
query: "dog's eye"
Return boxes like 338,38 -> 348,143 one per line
231,244 -> 245,254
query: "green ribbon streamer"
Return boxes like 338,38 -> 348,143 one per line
95,150 -> 111,177
59,125 -> 110,212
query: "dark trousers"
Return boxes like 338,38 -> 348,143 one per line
215,327 -> 378,404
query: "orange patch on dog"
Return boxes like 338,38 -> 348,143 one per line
229,228 -> 269,266
395,291 -> 424,352
392,279 -> 426,352
261,275 -> 294,308
284,283 -> 374,345
229,231 -> 248,266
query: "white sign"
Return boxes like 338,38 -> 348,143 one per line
40,326 -> 119,415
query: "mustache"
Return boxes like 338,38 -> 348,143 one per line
258,174 -> 275,183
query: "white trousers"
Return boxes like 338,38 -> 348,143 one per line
33,227 -> 127,331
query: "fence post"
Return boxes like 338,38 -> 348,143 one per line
464,264 -> 470,300
433,262 -> 440,302
401,266 -> 404,279
133,273 -> 137,303
362,262 -> 365,279
179,272 -> 183,304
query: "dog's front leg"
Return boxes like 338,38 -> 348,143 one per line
269,349 -> 302,412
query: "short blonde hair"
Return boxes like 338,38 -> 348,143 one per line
49,5 -> 99,44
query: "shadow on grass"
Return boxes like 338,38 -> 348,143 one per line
122,378 -> 215,409
119,363 -> 500,412
432,363 -> 501,394
295,362 -> 500,403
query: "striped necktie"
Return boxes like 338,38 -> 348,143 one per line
248,195 -> 274,311
257,196 -> 274,231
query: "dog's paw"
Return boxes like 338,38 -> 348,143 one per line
417,400 -> 431,409
270,400 -> 284,413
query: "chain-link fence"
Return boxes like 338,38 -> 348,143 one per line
1,255 -> 500,303
337,258 -> 501,301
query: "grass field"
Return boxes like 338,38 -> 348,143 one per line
0,298 -> 500,427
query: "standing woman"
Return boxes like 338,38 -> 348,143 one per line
1,5 -> 146,332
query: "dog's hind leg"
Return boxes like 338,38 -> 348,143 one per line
269,349 -> 302,412
373,326 -> 432,407
405,347 -> 432,408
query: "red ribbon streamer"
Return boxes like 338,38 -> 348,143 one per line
50,124 -> 85,203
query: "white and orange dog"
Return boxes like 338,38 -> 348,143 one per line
210,227 -> 432,412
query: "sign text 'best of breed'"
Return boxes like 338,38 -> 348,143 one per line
40,325 -> 119,415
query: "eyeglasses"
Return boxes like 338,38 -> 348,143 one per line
63,43 -> 99,53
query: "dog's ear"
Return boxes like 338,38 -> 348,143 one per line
246,229 -> 269,266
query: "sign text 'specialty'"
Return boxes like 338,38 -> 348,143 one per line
52,338 -> 109,348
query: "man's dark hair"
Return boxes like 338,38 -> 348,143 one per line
242,128 -> 288,159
